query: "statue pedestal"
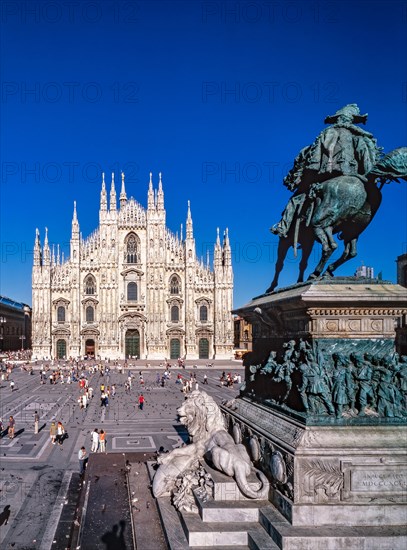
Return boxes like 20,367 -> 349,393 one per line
234,278 -> 407,364
222,398 -> 406,528
226,279 -> 407,539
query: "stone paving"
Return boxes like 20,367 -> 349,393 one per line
0,362 -> 242,549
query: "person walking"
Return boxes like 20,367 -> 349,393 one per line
8,416 -> 15,439
78,446 -> 87,476
10,380 -> 15,392
50,421 -> 57,444
203,374 -> 208,385
55,421 -> 65,446
99,429 -> 106,453
34,411 -> 39,434
138,393 -> 145,410
91,428 -> 99,452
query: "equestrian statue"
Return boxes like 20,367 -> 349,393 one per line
266,104 -> 407,293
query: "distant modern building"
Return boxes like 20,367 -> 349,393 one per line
355,264 -> 374,278
31,172 -> 234,360
0,296 -> 32,352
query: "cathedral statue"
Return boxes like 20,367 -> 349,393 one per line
266,104 -> 407,292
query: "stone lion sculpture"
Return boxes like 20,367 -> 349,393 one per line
153,390 -> 269,500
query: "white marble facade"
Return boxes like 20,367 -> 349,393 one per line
32,173 -> 234,360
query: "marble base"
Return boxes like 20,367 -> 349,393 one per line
221,398 -> 407,528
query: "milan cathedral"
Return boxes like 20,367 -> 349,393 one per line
31,172 -> 234,360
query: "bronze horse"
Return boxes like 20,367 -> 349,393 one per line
266,148 -> 407,293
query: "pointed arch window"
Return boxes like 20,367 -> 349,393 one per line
171,305 -> 179,322
199,305 -> 208,322
170,275 -> 181,295
85,275 -> 96,295
127,282 -> 138,301
86,306 -> 94,323
57,306 -> 65,323
125,233 -> 139,264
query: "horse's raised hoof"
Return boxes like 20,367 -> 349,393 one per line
322,270 -> 334,279
307,273 -> 319,280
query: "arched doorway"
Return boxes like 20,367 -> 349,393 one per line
56,339 -> 66,359
85,339 -> 95,356
199,338 -> 209,359
170,338 -> 181,359
125,329 -> 140,358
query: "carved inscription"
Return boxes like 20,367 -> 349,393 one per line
352,470 -> 407,492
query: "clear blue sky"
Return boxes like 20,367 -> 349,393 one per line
1,0 -> 406,308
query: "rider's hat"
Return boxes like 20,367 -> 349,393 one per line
325,103 -> 368,124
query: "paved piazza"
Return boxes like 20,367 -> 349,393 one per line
0,362 -> 242,549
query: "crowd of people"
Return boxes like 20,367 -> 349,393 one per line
1,354 -> 243,476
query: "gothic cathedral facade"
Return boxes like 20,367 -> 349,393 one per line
31,173 -> 234,360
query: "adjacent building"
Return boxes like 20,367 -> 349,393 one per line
32,173 -> 234,360
233,315 -> 253,358
0,296 -> 32,352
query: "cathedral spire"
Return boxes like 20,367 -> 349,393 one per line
52,244 -> 55,266
214,227 -> 222,268
223,227 -> 232,267
120,171 -> 127,209
109,172 -> 117,211
71,201 -> 80,237
43,227 -> 50,265
186,200 -> 193,239
100,172 -> 107,212
57,244 -> 60,265
147,171 -> 154,210
34,228 -> 41,266
180,223 -> 183,242
157,171 -> 164,210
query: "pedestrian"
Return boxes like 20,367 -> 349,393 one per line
34,411 -> 39,434
8,416 -> 15,439
203,374 -> 208,385
55,421 -> 65,446
10,380 -> 15,392
111,384 -> 116,397
99,429 -> 106,453
91,428 -> 99,452
138,393 -> 145,410
78,446 -> 87,476
50,421 -> 57,444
